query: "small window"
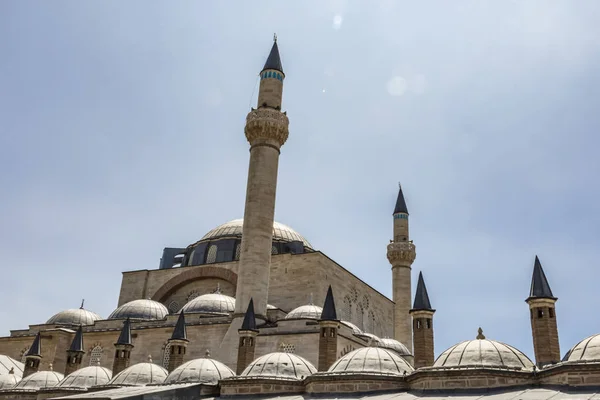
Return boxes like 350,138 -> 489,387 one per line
90,345 -> 103,366
426,319 -> 431,329
538,309 -> 544,318
549,308 -> 555,318
206,245 -> 217,264
416,320 -> 422,329
267,71 -> 272,78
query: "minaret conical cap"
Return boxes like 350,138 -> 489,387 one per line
393,184 -> 409,215
241,299 -> 257,331
170,311 -> 187,341
25,332 -> 42,357
68,325 -> 84,352
116,318 -> 132,345
261,38 -> 284,74
412,271 -> 434,311
320,285 -> 338,321
527,255 -> 556,300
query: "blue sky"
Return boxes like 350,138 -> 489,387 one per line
1,1 -> 600,360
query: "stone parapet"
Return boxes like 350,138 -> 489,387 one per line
387,242 -> 416,266
245,108 -> 289,148
219,377 -> 304,396
305,373 -> 407,394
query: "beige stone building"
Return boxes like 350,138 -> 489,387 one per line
0,39 -> 598,400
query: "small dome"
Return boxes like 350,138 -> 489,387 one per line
241,352 -> 316,380
434,334 -> 534,370
15,371 -> 64,390
285,305 -> 323,320
57,366 -> 112,388
379,338 -> 411,356
0,372 -> 20,389
357,332 -> 382,346
164,358 -> 235,385
201,219 -> 313,249
108,363 -> 167,386
564,334 -> 600,362
108,299 -> 168,321
47,308 -> 102,326
328,347 -> 414,376
0,355 -> 23,377
180,293 -> 235,315
341,321 -> 363,335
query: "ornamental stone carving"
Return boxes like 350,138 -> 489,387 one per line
387,242 -> 416,265
245,108 -> 289,147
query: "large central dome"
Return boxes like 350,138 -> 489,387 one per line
201,219 -> 312,249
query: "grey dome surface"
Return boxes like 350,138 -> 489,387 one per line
285,304 -> 323,320
15,371 -> 64,389
379,338 -> 412,356
47,308 -> 102,326
434,339 -> 534,370
358,332 -> 382,346
108,300 -> 168,321
328,347 -> 414,376
241,352 -> 317,380
201,219 -> 313,249
180,293 -> 235,315
108,363 -> 168,386
341,321 -> 363,335
0,355 -> 23,377
164,358 -> 235,385
58,366 -> 112,388
0,373 -> 20,389
564,334 -> 600,362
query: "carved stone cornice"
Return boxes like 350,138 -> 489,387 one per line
245,108 -> 289,148
387,241 -> 416,266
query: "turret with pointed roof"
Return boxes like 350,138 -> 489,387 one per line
318,285 -> 339,371
23,332 -> 42,377
167,311 -> 189,372
526,256 -> 560,367
393,184 -> 409,215
113,318 -> 134,376
65,326 -> 85,376
410,272 -> 435,369
237,299 -> 259,375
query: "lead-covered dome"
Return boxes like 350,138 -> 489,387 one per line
328,347 -> 414,376
15,371 -> 64,389
201,219 -> 312,249
108,362 -> 168,386
357,332 -> 382,346
47,308 -> 101,326
180,293 -> 235,315
341,321 -> 363,335
108,299 -> 168,321
0,371 -> 20,389
57,366 -> 112,388
379,338 -> 411,356
434,332 -> 534,370
164,358 -> 235,385
563,334 -> 600,362
241,352 -> 316,380
0,355 -> 23,377
285,305 -> 323,320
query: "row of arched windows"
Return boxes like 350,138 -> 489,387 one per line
261,70 -> 283,81
341,295 -> 383,337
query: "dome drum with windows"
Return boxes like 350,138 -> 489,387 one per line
159,219 -> 313,269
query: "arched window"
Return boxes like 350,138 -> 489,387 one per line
356,304 -> 365,331
206,245 -> 217,264
187,290 -> 200,301
168,301 -> 180,314
162,343 -> 172,368
366,310 -> 375,334
89,345 -> 103,366
342,295 -> 352,321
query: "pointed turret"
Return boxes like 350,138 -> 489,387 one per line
241,299 -> 257,331
65,326 -> 85,375
171,311 -> 187,341
410,272 -> 435,369
393,184 -> 409,215
528,255 -> 556,300
261,36 -> 283,74
320,285 -> 338,321
23,333 -> 42,377
412,272 -> 434,311
237,299 -> 259,374
116,318 -> 132,345
526,255 -> 560,367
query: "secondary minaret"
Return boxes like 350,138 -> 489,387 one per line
234,36 -> 289,321
387,184 -> 416,353
526,255 -> 560,367
410,272 -> 435,369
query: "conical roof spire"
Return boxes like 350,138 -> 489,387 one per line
393,183 -> 409,215
412,272 -> 434,311
241,299 -> 257,331
261,36 -> 284,74
25,332 -> 41,357
69,325 -> 84,352
320,285 -> 338,321
116,318 -> 132,345
528,255 -> 556,300
170,311 -> 187,341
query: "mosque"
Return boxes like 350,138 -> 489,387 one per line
0,39 -> 599,400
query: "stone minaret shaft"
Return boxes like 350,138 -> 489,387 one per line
527,256 -> 560,367
23,332 -> 42,377
234,38 -> 289,320
387,185 -> 416,353
318,286 -> 339,371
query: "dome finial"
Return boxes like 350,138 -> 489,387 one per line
273,33 -> 277,43
8,367 -> 14,375
205,349 -> 211,358
309,292 -> 313,305
49,363 -> 53,371
147,354 -> 153,363
80,299 -> 85,309
214,283 -> 221,294
476,327 -> 485,340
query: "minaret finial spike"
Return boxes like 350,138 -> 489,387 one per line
215,283 -> 221,294
476,327 -> 486,340
80,299 -> 85,309
309,292 -> 313,305
273,33 -> 277,43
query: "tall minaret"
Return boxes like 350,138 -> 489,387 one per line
387,184 -> 416,353
234,36 -> 289,321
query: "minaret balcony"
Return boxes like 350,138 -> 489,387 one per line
387,241 -> 416,265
